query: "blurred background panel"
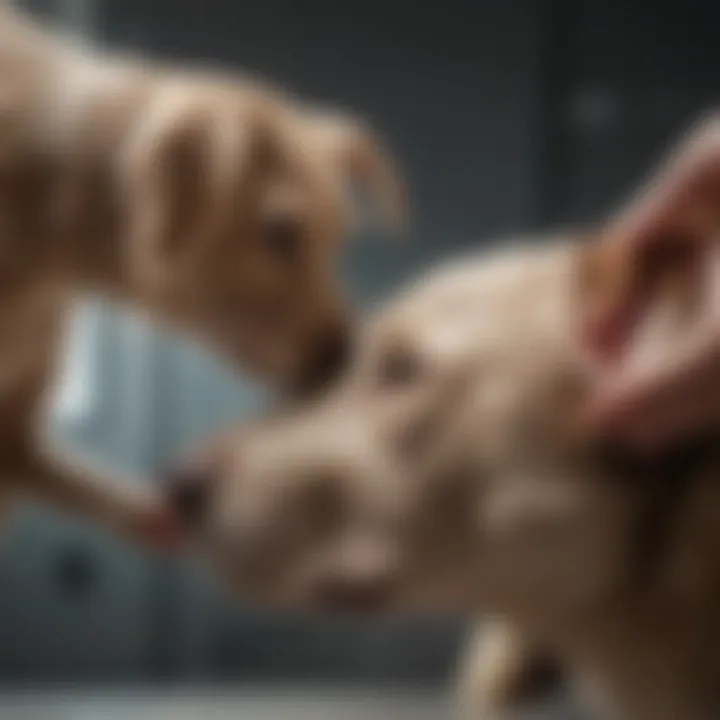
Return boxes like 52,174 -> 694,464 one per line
0,0 -> 718,688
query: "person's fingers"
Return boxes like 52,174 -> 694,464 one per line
610,115 -> 720,248
584,232 -> 704,361
585,323 -> 720,447
583,247 -> 720,446
578,120 -> 720,447
586,117 -> 720,359
585,337 -> 720,449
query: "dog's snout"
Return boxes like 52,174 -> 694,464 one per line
294,319 -> 352,396
164,462 -> 211,528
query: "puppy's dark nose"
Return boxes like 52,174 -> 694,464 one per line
293,321 -> 352,397
163,463 -> 210,528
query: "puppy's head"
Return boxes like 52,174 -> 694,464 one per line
121,80 -> 405,391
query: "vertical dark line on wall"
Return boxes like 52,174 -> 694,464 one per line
534,0 -> 576,226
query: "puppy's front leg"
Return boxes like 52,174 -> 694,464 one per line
15,445 -> 183,550
455,620 -> 562,719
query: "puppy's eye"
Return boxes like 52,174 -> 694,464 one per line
377,346 -> 422,388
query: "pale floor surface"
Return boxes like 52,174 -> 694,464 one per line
0,687 -> 588,720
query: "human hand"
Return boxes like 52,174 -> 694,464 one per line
582,116 -> 720,448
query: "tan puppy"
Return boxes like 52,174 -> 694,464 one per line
0,7 -> 403,546
165,122 -> 720,720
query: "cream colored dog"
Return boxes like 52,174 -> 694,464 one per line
0,6 -> 403,545
164,118 -> 720,720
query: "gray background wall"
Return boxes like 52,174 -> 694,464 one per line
0,0 -> 718,684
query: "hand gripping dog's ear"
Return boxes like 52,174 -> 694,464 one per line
305,110 -> 408,235
578,114 -> 720,358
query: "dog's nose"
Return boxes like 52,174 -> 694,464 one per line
163,462 -> 210,528
293,320 -> 352,397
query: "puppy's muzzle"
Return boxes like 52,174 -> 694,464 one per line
292,318 -> 352,397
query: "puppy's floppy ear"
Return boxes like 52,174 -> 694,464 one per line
120,88 -> 256,278
307,110 -> 408,234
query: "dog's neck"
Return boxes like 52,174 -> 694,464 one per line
518,240 -> 720,718
560,568 -> 720,720
549,447 -> 720,720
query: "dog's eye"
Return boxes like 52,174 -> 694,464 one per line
377,346 -> 422,388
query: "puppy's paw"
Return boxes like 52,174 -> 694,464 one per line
454,620 -> 562,720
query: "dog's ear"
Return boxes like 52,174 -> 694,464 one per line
120,92 -> 258,278
307,111 -> 408,234
130,113 -> 208,265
